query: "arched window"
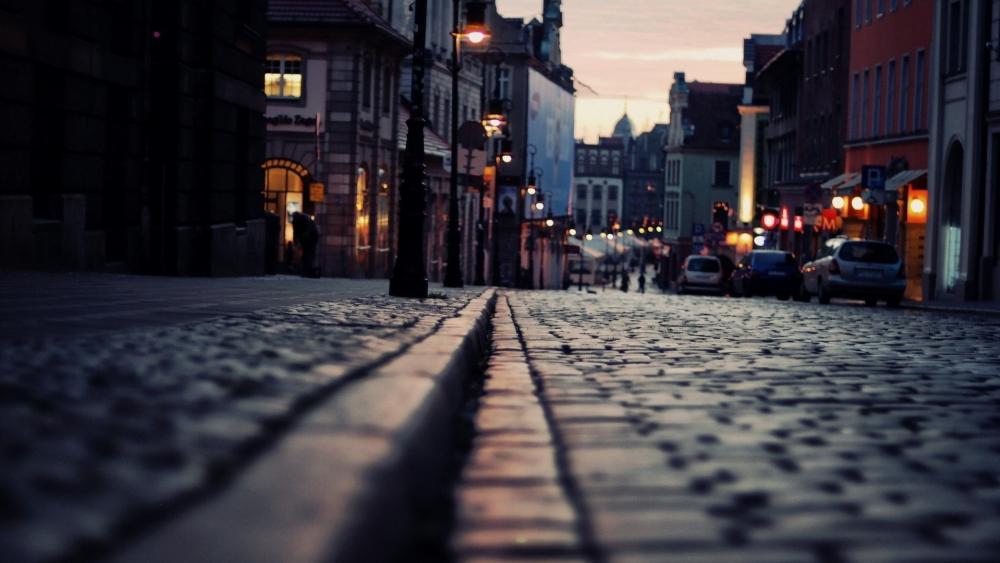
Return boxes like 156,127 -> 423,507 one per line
356,167 -> 371,267
942,142 -> 964,292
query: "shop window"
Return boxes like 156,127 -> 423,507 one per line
265,54 -> 303,99
356,167 -> 371,266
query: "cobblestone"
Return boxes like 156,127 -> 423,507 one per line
488,291 -> 1000,562
0,277 -> 481,563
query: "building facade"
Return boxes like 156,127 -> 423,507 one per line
925,0 -> 1000,302
265,0 -> 409,279
624,124 -> 669,229
574,138 -> 625,233
0,0 -> 267,276
839,0 -> 932,299
663,73 -> 742,260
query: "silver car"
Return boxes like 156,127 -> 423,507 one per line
801,238 -> 906,307
677,255 -> 725,295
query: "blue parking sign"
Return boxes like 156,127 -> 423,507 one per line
862,165 -> 886,191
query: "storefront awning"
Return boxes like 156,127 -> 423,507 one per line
885,169 -> 927,192
820,173 -> 851,190
832,173 -> 863,195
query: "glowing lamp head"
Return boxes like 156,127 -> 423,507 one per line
910,198 -> 925,214
638,227 -> 646,234
535,201 -> 544,211
568,228 -> 577,236
832,196 -> 846,210
586,233 -> 594,241
627,229 -> 634,236
753,235 -> 766,247
526,186 -> 537,196
500,154 -> 513,164
545,218 -> 555,227
851,196 -> 865,211
656,226 -> 663,233
607,234 -> 614,241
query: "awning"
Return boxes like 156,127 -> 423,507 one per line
820,173 -> 851,190
832,173 -> 863,195
885,169 -> 927,192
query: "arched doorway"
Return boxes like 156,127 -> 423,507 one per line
941,143 -> 964,294
263,159 -> 309,267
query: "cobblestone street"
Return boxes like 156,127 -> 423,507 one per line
454,291 -> 1000,563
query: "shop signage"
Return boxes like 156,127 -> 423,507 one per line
266,114 -> 319,128
309,183 -> 325,202
817,209 -> 843,232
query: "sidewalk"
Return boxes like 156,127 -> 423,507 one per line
903,298 -> 1000,316
0,273 -> 494,563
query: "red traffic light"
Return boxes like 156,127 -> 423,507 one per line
761,211 -> 779,231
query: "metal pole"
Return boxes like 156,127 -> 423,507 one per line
389,0 -> 429,298
528,204 -> 535,289
444,0 -> 464,288
578,228 -> 585,292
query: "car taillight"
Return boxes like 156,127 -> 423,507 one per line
829,259 -> 841,275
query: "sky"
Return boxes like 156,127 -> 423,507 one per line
495,0 -> 800,142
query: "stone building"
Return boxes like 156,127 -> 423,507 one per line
574,138 -> 625,233
0,0 -> 267,276
624,124 -> 669,230
663,73 -> 742,258
925,0 -> 1000,302
265,0 -> 409,278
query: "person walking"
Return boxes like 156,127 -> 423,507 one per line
291,211 -> 320,278
621,271 -> 630,293
638,272 -> 646,294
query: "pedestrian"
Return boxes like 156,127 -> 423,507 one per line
291,211 -> 320,278
638,272 -> 646,294
621,271 -> 630,293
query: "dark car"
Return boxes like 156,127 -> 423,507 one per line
731,251 -> 802,300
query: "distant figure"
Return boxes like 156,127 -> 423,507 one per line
621,271 -> 630,293
638,272 -> 646,294
291,211 -> 320,278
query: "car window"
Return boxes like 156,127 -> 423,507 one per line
752,252 -> 795,267
687,258 -> 721,272
839,242 -> 899,263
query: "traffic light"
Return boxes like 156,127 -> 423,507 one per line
760,209 -> 779,231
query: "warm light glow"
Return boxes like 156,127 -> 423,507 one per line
753,227 -> 765,235
466,30 -> 487,44
656,226 -> 662,233
638,227 -> 646,234
569,228 -> 577,236
535,201 -> 545,211
725,232 -> 739,246
910,198 -> 925,214
762,213 -> 778,230
626,229 -> 634,235
600,232 -> 607,239
851,196 -> 865,211
586,233 -> 594,241
754,235 -> 766,247
607,234 -> 615,240
832,196 -> 845,210
501,154 -> 513,164
793,216 -> 804,233
545,218 -> 555,227
738,233 -> 754,245
527,187 -> 537,195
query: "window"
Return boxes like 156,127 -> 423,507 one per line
590,209 -> 602,228
877,0 -> 884,16
890,0 -> 897,11
576,210 -> 587,227
577,185 -> 587,200
861,69 -> 870,138
900,54 -> 911,132
665,191 -> 680,231
865,0 -> 872,22
713,160 -> 731,187
946,0 -> 968,75
382,66 -> 393,114
855,0 -> 863,28
851,73 -> 860,139
362,58 -> 373,109
592,186 -> 603,200
265,54 -> 303,99
498,67 -> 511,100
886,60 -> 896,134
872,65 -> 882,138
607,186 -> 618,200
914,50 -> 926,129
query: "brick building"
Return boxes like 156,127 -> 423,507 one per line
0,0 -> 268,275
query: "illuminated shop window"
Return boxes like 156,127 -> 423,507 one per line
265,54 -> 303,99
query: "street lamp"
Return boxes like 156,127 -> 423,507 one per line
445,0 -> 492,288
390,0 -> 430,298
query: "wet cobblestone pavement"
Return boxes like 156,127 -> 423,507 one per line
0,278 -> 481,562
455,291 -> 1000,563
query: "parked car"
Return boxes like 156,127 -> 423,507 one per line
677,255 -> 725,295
731,251 -> 802,300
800,238 -> 906,307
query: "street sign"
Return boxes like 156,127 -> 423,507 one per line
692,223 -> 706,237
862,165 -> 886,191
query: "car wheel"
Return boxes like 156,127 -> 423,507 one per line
864,297 -> 878,307
818,280 -> 831,304
886,296 -> 902,309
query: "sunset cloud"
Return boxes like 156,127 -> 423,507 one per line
593,47 -> 743,63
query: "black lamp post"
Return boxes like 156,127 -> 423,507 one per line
526,166 -> 543,289
445,0 -> 490,288
390,0 -> 430,298
475,47 -> 508,286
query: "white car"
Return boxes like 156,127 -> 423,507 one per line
801,238 -> 906,307
677,255 -> 724,295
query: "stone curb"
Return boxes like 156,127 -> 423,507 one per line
902,301 -> 1000,317
113,288 -> 498,563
